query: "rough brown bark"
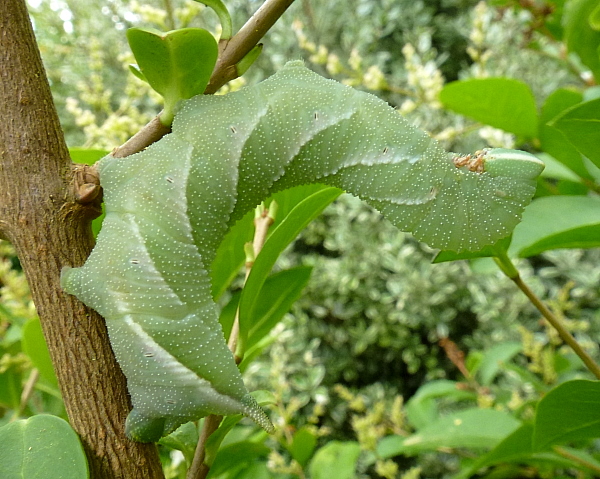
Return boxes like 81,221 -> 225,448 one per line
0,1 -> 164,477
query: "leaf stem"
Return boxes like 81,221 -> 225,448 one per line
112,0 -> 297,158
494,253 -> 600,380
228,203 -> 276,360
186,415 -> 222,479
12,368 -> 39,419
553,446 -> 600,475
205,0 -> 296,93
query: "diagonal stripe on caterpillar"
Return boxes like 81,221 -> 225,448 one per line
61,61 -> 544,442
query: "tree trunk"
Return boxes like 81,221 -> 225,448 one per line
0,1 -> 164,477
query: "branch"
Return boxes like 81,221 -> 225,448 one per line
511,274 -> 600,380
112,0 -> 296,159
494,254 -> 600,380
204,0 -> 297,94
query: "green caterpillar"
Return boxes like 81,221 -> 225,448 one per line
61,61 -> 544,442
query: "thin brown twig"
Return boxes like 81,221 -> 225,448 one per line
187,415 -> 222,479
554,446 -> 600,475
227,207 -> 275,358
204,0 -> 296,94
13,368 -> 39,419
112,0 -> 297,159
188,203 -> 276,479
511,274 -> 600,380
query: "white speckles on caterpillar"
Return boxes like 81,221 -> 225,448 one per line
60,62 -> 544,443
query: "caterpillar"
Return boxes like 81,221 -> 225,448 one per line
61,61 -> 544,442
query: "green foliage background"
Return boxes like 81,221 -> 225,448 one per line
1,1 -> 599,478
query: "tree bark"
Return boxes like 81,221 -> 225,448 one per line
0,1 -> 164,478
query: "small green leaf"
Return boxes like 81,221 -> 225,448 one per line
238,187 -> 342,343
477,342 -> 522,386
538,153 -> 584,182
454,424 -> 579,479
68,148 -> 109,165
159,422 -> 198,465
551,98 -> 600,168
128,64 -> 147,83
194,0 -> 232,40
440,78 -> 538,137
381,409 -> 521,456
22,318 -> 58,388
539,88 -> 592,179
289,427 -> 318,467
211,184 -> 330,300
509,196 -> 600,257
564,0 -> 600,82
246,266 -> 312,349
209,442 -> 271,478
211,210 -> 254,301
0,415 -> 88,479
237,44 -> 263,76
221,266 -> 312,348
591,1 -> 600,30
126,27 -> 218,124
554,446 -> 600,475
533,380 -> 600,451
309,441 -> 361,479
404,380 -> 476,429
0,368 -> 22,410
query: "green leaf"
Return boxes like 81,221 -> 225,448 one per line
21,318 -> 59,388
405,380 -> 476,429
238,187 -> 342,343
0,415 -> 88,479
246,266 -> 312,349
477,342 -> 522,386
551,98 -> 600,168
193,0 -> 232,39
0,368 -> 21,410
68,148 -> 109,165
538,88 -> 592,179
564,0 -> 600,82
204,391 -> 274,467
159,422 -> 198,465
538,153 -> 584,182
211,184 -> 328,301
237,44 -> 263,76
126,27 -> 218,124
380,409 -> 521,456
509,195 -> 600,257
591,1 -> 600,30
554,446 -> 600,475
533,380 -> 600,451
454,424 -> 580,479
234,462 -> 271,479
208,441 -> 271,478
204,416 -> 244,467
211,209 -> 254,301
440,78 -> 538,137
289,427 -> 318,467
128,64 -> 147,82
308,441 -> 361,479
